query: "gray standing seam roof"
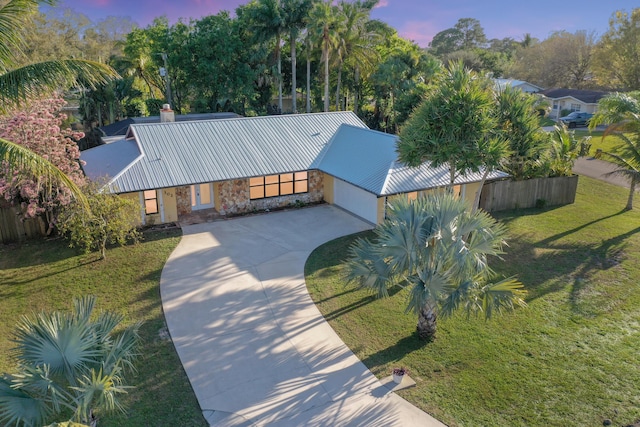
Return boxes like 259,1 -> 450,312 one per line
319,125 -> 508,196
81,111 -> 509,197
100,112 -> 366,193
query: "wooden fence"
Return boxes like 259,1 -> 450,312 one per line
479,175 -> 579,212
0,206 -> 47,243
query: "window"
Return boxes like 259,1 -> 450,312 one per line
144,190 -> 158,214
249,171 -> 308,200
571,103 -> 581,112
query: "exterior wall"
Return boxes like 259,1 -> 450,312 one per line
217,170 -> 324,216
463,182 -> 481,207
323,174 -> 335,204
549,97 -> 598,119
214,183 -> 222,211
376,197 -> 385,224
175,186 -> 192,217
161,188 -> 178,223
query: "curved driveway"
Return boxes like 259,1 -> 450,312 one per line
161,205 -> 445,426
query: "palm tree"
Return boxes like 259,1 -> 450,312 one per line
589,91 -> 640,210
246,0 -> 286,113
398,61 -> 497,189
281,0 -> 316,113
309,1 -> 343,112
0,0 -> 117,208
346,193 -> 526,340
333,0 -> 378,111
0,296 -> 141,426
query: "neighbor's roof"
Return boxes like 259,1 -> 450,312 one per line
98,112 -> 242,136
83,111 -> 367,193
319,125 -> 508,196
540,88 -> 609,104
494,79 -> 543,92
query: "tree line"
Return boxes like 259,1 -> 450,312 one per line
21,3 -> 640,134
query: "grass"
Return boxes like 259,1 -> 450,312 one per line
305,176 -> 640,427
0,229 -> 207,427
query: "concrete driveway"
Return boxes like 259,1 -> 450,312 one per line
160,205 -> 445,426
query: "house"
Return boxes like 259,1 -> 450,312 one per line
97,111 -> 241,144
540,88 -> 609,119
81,111 -> 507,225
494,79 -> 543,94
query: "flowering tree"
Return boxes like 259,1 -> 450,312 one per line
0,97 -> 86,226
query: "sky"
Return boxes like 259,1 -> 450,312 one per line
53,0 -> 638,47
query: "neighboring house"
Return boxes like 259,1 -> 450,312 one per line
81,111 -> 507,225
97,111 -> 241,143
494,79 -> 543,94
541,88 -> 609,119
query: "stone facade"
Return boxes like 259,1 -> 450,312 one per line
175,186 -> 192,216
217,170 -> 324,216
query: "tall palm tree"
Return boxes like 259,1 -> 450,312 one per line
333,0 -> 377,111
0,0 -> 117,208
0,296 -> 141,426
246,0 -> 286,113
589,91 -> 640,210
281,0 -> 316,113
309,1 -> 343,112
346,193 -> 526,340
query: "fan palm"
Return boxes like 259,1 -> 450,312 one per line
0,0 -> 118,208
0,296 -> 141,426
588,91 -> 640,210
345,193 -> 526,340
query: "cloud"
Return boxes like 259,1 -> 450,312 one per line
399,20 -> 439,48
374,0 -> 389,8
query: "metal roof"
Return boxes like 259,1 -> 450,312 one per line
81,111 -> 509,196
81,138 -> 141,185
98,112 -> 242,136
319,125 -> 508,196
83,112 -> 366,193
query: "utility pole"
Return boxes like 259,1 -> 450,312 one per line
159,53 -> 172,107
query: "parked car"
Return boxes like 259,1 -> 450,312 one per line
559,112 -> 593,128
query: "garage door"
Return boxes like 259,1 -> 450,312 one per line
333,178 -> 378,224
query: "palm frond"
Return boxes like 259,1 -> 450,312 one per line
0,374 -> 52,427
0,60 -> 118,113
71,368 -> 130,423
478,277 -> 527,319
345,237 -> 394,297
0,0 -> 56,70
0,137 -> 89,210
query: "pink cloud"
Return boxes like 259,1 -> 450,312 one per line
375,0 -> 389,8
399,20 -> 439,48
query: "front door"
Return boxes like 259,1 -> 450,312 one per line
191,183 -> 214,210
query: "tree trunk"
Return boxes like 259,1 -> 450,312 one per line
335,61 -> 342,111
354,65 -> 360,114
448,164 -> 456,192
473,169 -> 490,213
416,302 -> 437,340
306,51 -> 311,113
276,36 -> 283,113
291,30 -> 297,113
626,177 -> 636,210
323,28 -> 330,112
306,37 -> 311,113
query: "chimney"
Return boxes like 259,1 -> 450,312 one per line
160,104 -> 175,123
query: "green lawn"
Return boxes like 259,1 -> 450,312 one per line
305,176 -> 640,427
0,229 -> 207,427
